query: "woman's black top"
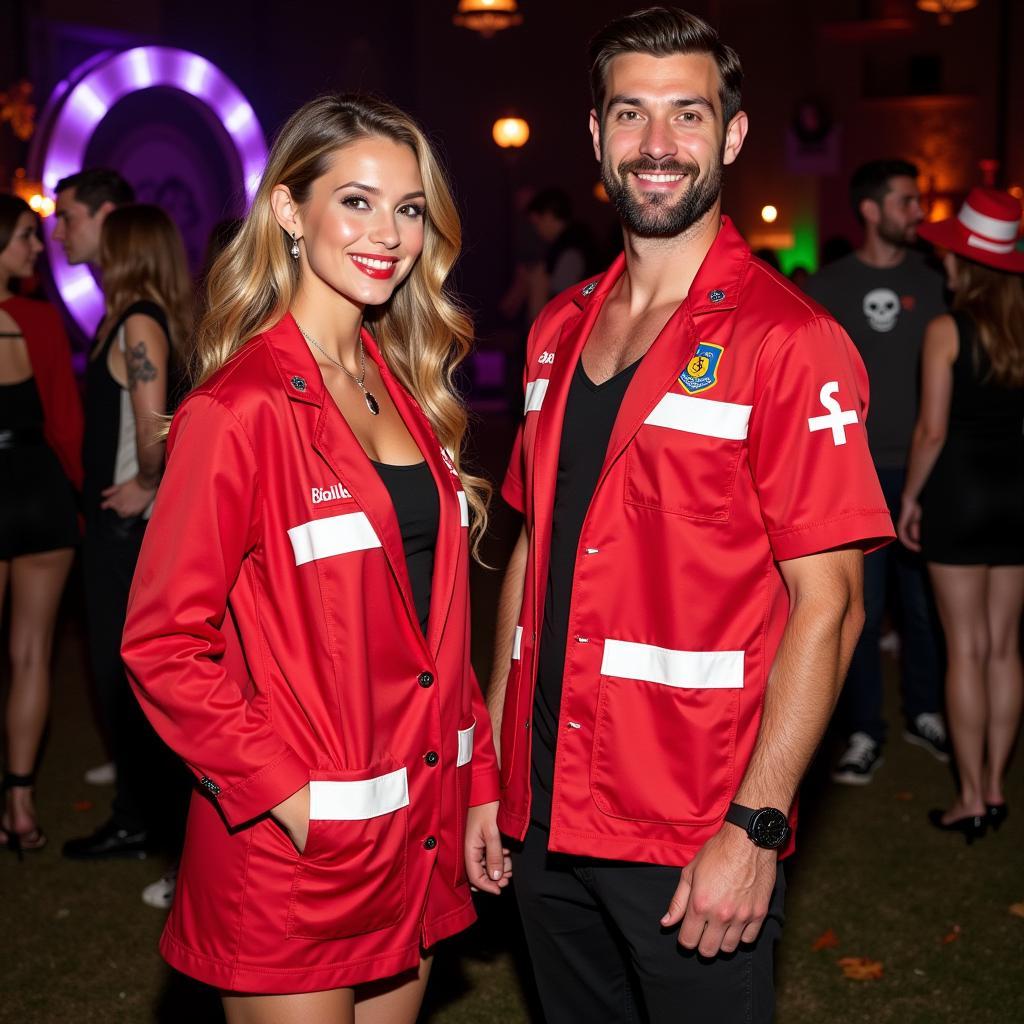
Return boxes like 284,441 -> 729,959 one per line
0,376 -> 79,558
82,300 -> 179,518
920,310 -> 1024,565
370,459 -> 440,633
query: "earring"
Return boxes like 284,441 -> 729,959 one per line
290,232 -> 300,260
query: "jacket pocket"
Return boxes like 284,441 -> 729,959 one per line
286,759 -> 408,940
625,396 -> 749,521
453,716 -> 476,887
589,639 -> 742,826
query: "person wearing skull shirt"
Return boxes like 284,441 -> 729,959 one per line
805,159 -> 948,785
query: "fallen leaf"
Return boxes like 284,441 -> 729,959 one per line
72,800 -> 94,812
894,791 -> 914,802
838,957 -> 884,981
812,928 -> 840,951
942,924 -> 961,944
1010,902 -> 1024,919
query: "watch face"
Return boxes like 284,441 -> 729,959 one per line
751,808 -> 790,849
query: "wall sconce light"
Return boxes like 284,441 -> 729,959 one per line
916,1 -> 979,27
454,0 -> 523,37
492,117 -> 530,148
761,204 -> 778,224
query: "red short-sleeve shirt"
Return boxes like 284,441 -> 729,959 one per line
496,219 -> 894,865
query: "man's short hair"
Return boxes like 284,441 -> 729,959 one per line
55,168 -> 135,213
526,188 -> 572,223
589,6 -> 743,124
849,159 -> 919,223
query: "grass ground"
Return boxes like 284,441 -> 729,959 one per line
2,424 -> 1023,1021
3,582 -> 1022,1023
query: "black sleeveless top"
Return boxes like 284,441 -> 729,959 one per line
82,300 -> 181,516
370,460 -> 440,633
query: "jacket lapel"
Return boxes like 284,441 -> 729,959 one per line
597,219 -> 750,490
361,330 -> 462,660
266,315 -> 422,641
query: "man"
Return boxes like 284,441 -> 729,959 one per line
805,160 -> 949,785
54,170 -> 177,869
485,9 -> 893,1021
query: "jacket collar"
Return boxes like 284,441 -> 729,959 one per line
528,216 -> 753,536
263,312 -> 462,660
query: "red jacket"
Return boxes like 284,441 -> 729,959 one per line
1,295 -> 83,489
121,314 -> 499,993
498,219 -> 893,865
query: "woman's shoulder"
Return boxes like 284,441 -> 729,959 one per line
119,300 -> 171,337
186,334 -> 277,411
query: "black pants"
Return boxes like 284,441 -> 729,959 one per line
83,511 -> 187,844
512,823 -> 785,1024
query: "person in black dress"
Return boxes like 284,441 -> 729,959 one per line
0,194 -> 82,855
898,188 -> 1024,842
62,203 -> 191,863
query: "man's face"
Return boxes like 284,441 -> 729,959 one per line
871,175 -> 924,247
589,52 -> 746,239
52,188 -> 112,265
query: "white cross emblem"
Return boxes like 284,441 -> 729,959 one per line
807,381 -> 858,446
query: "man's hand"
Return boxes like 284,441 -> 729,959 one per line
272,784 -> 311,855
100,476 -> 156,518
660,825 -> 777,957
465,800 -> 512,895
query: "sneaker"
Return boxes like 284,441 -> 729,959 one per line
832,732 -> 884,785
903,712 -> 951,763
83,761 -> 116,786
142,864 -> 178,909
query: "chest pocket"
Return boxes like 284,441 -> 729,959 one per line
624,391 -> 751,521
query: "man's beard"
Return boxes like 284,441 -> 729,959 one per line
878,214 -> 915,248
602,150 -> 723,238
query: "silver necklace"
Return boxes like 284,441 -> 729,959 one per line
298,324 -> 380,415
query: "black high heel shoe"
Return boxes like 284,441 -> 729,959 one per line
927,808 -> 987,845
1,772 -> 47,862
986,803 -> 1009,832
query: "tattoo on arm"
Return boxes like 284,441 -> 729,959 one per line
126,340 -> 159,390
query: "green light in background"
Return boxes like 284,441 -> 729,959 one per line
778,216 -> 818,275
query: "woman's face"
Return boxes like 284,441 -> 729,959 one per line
0,211 -> 44,280
294,137 -> 426,308
943,251 -> 959,291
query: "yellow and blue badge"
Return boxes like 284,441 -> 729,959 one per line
678,342 -> 724,395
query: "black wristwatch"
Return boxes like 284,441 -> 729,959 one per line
725,802 -> 790,849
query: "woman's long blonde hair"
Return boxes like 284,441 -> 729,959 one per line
953,257 -> 1024,387
195,93 -> 491,555
99,204 -> 192,355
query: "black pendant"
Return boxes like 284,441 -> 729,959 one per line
363,390 -> 380,415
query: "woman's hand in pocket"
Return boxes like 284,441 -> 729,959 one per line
465,801 -> 511,894
272,784 -> 311,854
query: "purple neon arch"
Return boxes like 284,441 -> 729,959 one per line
38,46 -> 267,335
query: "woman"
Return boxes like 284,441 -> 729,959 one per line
0,194 -> 82,856
121,94 -> 506,1022
62,203 -> 191,862
898,187 -> 1024,843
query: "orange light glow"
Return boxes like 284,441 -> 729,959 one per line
454,0 -> 522,37
492,117 -> 529,148
928,198 -> 954,221
593,181 -> 610,203
28,193 -> 55,218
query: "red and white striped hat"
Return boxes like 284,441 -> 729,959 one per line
917,187 -> 1024,272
